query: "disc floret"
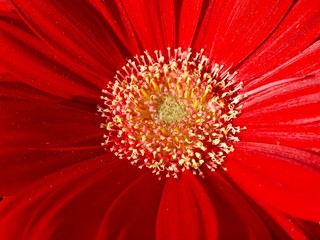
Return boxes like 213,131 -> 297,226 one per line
99,48 -> 243,178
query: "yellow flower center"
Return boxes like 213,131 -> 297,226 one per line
156,96 -> 187,123
99,48 -> 243,178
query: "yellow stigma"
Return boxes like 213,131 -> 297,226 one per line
156,96 -> 188,123
99,48 -> 244,178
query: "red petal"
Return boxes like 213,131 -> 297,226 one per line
226,142 -> 320,221
158,0 -> 177,48
0,80 -> 104,194
266,209 -> 312,239
202,174 -> 277,240
295,219 -> 320,239
239,73 -> 320,126
237,0 -> 320,82
0,13 -> 101,99
88,0 -> 140,55
243,40 -> 320,91
177,0 -> 204,48
239,124 -> 320,154
0,80 -> 102,147
0,156 -> 144,239
156,171 -> 218,240
11,0 -> 126,82
0,0 -> 14,12
96,173 -> 164,240
237,74 -> 320,153
193,0 -> 292,66
120,0 -> 177,52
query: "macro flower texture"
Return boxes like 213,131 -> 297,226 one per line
0,0 -> 320,239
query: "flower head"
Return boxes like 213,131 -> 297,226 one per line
100,48 -> 243,177
1,0 -> 320,239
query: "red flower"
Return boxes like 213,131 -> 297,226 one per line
1,0 -> 320,239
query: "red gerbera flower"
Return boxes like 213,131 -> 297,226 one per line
1,0 -> 320,239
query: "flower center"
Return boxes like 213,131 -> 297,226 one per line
156,96 -> 187,123
99,48 -> 243,178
